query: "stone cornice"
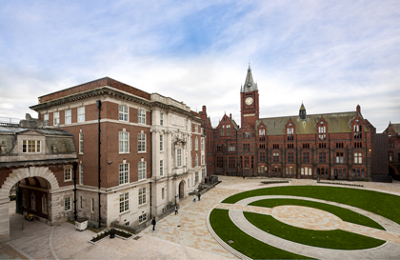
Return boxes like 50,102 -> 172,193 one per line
0,158 -> 78,169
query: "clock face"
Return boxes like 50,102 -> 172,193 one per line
245,97 -> 253,105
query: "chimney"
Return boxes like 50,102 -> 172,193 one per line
230,113 -> 232,119
356,105 -> 361,114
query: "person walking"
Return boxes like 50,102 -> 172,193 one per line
197,192 -> 201,201
175,205 -> 178,215
152,217 -> 156,231
193,194 -> 196,202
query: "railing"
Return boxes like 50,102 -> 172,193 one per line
0,117 -> 21,126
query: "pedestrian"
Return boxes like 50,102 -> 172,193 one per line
152,217 -> 156,231
175,205 -> 178,215
243,174 -> 245,179
193,194 -> 196,202
197,192 -> 201,201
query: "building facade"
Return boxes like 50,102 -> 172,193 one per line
29,77 -> 206,228
201,66 -> 380,181
384,123 -> 400,180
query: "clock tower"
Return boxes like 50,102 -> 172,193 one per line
240,65 -> 259,127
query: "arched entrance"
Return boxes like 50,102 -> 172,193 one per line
0,166 -> 60,242
389,165 -> 399,181
179,181 -> 185,199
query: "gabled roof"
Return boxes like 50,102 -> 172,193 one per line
256,111 -> 364,135
392,124 -> 400,135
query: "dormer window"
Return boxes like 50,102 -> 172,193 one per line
354,124 -> 362,139
259,129 -> 265,141
287,128 -> 294,141
220,125 -> 225,136
226,125 -> 231,136
318,125 -> 326,140
22,140 -> 41,153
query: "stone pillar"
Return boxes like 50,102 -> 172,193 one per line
0,198 -> 10,242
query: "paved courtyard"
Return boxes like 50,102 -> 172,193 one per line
1,176 -> 400,259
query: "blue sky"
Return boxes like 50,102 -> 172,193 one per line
0,0 -> 399,132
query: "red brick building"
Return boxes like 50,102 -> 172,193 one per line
384,123 -> 400,180
201,66 -> 379,181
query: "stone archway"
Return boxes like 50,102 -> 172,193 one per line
0,166 -> 60,242
389,165 -> 399,181
179,181 -> 185,199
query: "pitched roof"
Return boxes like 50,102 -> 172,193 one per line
392,124 -> 400,135
241,65 -> 258,93
256,111 -> 364,135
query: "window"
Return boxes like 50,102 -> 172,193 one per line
77,106 -> 85,122
64,168 -> 72,181
319,126 -> 326,140
138,133 -> 146,152
301,167 -> 312,175
302,143 -> 310,149
287,144 -> 294,149
287,152 -> 294,163
54,112 -> 59,126
79,196 -> 83,209
22,140 -> 41,153
244,156 -> 250,169
352,168 -> 365,177
303,152 -> 310,163
195,124 -> 198,133
336,142 -> 344,148
138,109 -> 146,124
354,153 -> 362,164
287,128 -> 294,141
229,156 -> 235,168
319,152 -> 326,163
139,213 -> 147,224
273,144 -> 279,149
160,113 -> 164,126
43,114 -> 49,126
260,152 -> 266,162
217,156 -> 223,168
259,144 -> 266,149
353,124 -> 362,139
195,172 -> 199,183
185,119 -> 188,130
244,132 -> 250,139
64,197 -> 71,211
160,160 -> 163,176
138,188 -> 146,205
79,132 -> 83,154
177,149 -> 182,167
160,135 -> 163,151
119,192 -> 129,213
201,154 -> 204,165
335,167 -> 346,177
119,131 -> 129,153
259,129 -> 266,141
195,138 -> 198,150
319,143 -> 327,148
317,167 -> 328,176
79,164 -> 83,185
65,109 -> 71,124
195,154 -> 198,167
119,105 -> 129,121
138,161 -> 146,180
226,125 -> 231,136
162,188 -> 165,199
273,166 -> 281,174
286,166 -> 295,175
389,142 -> 394,148
336,152 -> 344,163
42,195 -> 47,214
201,138 -> 204,150
119,163 -> 129,185
389,152 -> 393,162
91,198 -> 94,212
273,153 -> 279,162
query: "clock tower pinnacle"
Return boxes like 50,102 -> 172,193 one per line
240,65 -> 259,127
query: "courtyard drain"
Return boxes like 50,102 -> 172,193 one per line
133,236 -> 141,240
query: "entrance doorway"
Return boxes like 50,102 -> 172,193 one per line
179,181 -> 185,199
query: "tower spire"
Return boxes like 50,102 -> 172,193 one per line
242,64 -> 257,92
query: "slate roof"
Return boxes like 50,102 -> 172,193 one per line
256,111 -> 364,135
0,126 -> 73,136
392,124 -> 400,135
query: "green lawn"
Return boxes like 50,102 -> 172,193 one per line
244,212 -> 385,250
222,186 -> 400,225
249,198 -> 384,230
210,209 -> 311,259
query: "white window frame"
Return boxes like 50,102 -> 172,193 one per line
64,168 -> 72,181
160,135 -> 163,151
22,140 -> 41,153
79,132 -> 83,154
354,152 -> 362,164
138,109 -> 146,124
43,114 -> 49,126
201,138 -> 204,150
77,106 -> 85,122
64,197 -> 71,211
195,138 -> 198,150
138,187 -> 146,206
195,154 -> 198,167
54,111 -> 59,126
139,213 -> 147,224
138,161 -> 146,180
138,133 -> 146,152
201,154 -> 205,165
195,172 -> 199,184
119,163 -> 129,185
119,105 -> 129,121
160,113 -> 164,126
177,149 -> 182,167
119,192 -> 129,213
119,132 -> 129,154
65,109 -> 71,124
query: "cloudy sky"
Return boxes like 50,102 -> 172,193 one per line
1,0 -> 399,132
